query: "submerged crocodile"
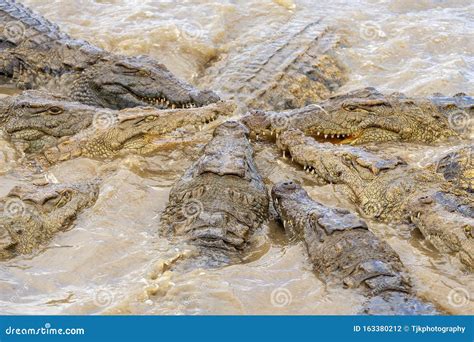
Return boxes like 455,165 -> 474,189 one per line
0,91 -> 235,165
0,0 -> 219,109
199,16 -> 345,112
160,121 -> 269,266
272,181 -> 438,314
242,87 -> 473,144
276,129 -> 473,270
0,180 -> 98,260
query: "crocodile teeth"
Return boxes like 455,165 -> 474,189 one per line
324,134 -> 328,139
317,132 -> 320,136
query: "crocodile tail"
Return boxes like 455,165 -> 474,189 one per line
0,0 -> 69,46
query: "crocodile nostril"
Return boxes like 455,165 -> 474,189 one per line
223,121 -> 239,128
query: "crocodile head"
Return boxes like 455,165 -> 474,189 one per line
272,180 -> 368,238
435,146 -> 473,193
71,56 -> 220,110
277,129 -> 412,221
276,130 -> 474,270
242,88 -> 464,144
0,91 -> 235,163
0,181 -> 99,260
160,121 -> 269,256
277,129 -> 404,183
410,191 -> 474,270
0,91 -> 95,153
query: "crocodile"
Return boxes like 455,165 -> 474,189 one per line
434,146 -> 473,193
199,15 -> 345,112
160,121 -> 269,266
272,181 -> 438,314
0,91 -> 235,165
241,87 -> 473,144
0,180 -> 98,260
0,0 -> 219,109
276,129 -> 474,270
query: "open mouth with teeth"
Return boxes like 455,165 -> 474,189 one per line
132,93 -> 197,109
136,95 -> 198,110
113,84 -> 201,110
309,130 -> 360,144
278,148 -> 338,184
121,112 -> 222,146
249,127 -> 361,144
190,113 -> 221,132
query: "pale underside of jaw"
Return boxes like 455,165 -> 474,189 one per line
118,114 -> 224,149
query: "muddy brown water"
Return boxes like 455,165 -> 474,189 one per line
0,0 -> 473,314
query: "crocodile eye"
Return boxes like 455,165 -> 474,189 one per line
174,213 -> 187,222
138,69 -> 150,77
48,106 -> 63,115
42,190 -> 74,210
145,116 -> 156,122
55,190 -> 73,208
116,63 -> 150,77
342,104 -> 370,112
